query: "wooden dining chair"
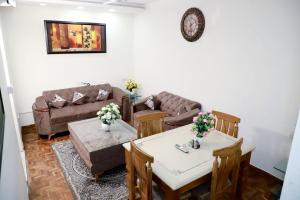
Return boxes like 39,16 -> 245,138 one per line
191,138 -> 243,200
212,110 -> 241,138
136,112 -> 167,139
210,138 -> 243,200
129,141 -> 165,200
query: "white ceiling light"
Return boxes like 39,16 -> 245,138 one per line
0,0 -> 16,7
77,6 -> 84,9
39,3 -> 47,6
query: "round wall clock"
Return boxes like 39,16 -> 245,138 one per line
181,7 -> 205,42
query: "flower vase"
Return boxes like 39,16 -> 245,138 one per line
102,123 -> 111,132
196,137 -> 204,145
129,90 -> 137,103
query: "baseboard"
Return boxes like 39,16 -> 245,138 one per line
19,112 -> 34,126
249,165 -> 283,183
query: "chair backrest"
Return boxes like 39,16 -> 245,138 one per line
136,112 -> 167,139
129,141 -> 154,200
210,138 -> 243,200
212,110 -> 241,138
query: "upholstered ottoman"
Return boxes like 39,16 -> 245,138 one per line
68,118 -> 136,181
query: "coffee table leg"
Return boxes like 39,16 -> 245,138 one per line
95,172 -> 104,182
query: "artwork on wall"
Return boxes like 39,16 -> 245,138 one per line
44,20 -> 106,54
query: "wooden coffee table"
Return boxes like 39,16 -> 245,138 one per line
68,118 -> 136,181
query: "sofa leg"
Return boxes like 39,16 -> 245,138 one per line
48,134 -> 55,140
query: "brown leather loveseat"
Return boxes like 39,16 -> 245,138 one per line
132,91 -> 201,130
32,84 -> 129,139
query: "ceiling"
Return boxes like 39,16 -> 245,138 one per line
17,0 -> 156,9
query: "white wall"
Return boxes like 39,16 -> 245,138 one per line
0,16 -> 28,200
0,4 -> 135,126
281,110 -> 300,200
133,0 -> 300,179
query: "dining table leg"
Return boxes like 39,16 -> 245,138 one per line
165,189 -> 180,200
237,152 -> 251,199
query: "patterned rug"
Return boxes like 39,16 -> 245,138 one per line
52,141 -> 128,200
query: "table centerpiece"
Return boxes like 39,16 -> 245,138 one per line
192,112 -> 215,144
97,103 -> 121,132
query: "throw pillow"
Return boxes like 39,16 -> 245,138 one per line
145,95 -> 158,110
96,89 -> 109,101
177,105 -> 187,116
50,94 -> 66,108
72,92 -> 87,105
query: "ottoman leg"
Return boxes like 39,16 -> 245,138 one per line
95,172 -> 104,182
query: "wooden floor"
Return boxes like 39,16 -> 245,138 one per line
22,125 -> 282,200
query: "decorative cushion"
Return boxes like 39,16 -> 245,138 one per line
144,95 -> 160,110
177,105 -> 187,115
50,94 -> 66,108
96,89 -> 109,101
72,92 -> 87,105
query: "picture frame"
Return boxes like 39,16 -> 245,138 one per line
44,20 -> 106,54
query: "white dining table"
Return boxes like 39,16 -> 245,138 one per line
123,124 -> 255,200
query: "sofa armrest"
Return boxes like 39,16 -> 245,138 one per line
32,96 -> 52,135
33,96 -> 49,112
165,108 -> 200,126
132,97 -> 150,112
112,87 -> 127,104
112,87 -> 130,121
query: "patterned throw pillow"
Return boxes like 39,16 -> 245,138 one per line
145,96 -> 157,110
72,92 -> 87,105
96,89 -> 109,101
50,94 -> 66,108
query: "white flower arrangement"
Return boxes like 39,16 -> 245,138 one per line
97,103 -> 121,125
125,79 -> 138,92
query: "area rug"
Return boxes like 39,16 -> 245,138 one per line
52,141 -> 128,200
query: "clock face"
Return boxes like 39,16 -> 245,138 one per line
181,8 -> 205,42
183,13 -> 199,37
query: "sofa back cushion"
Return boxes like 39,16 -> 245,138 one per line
157,91 -> 201,116
43,84 -> 113,106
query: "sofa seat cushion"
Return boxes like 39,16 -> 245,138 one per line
133,110 -> 170,128
50,99 -> 120,124
134,110 -> 169,118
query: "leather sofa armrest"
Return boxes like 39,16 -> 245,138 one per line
132,97 -> 150,113
32,96 -> 52,136
165,108 -> 200,126
112,87 -> 127,104
130,97 -> 150,125
112,87 -> 130,121
33,96 -> 49,112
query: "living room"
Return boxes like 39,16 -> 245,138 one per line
0,0 -> 299,199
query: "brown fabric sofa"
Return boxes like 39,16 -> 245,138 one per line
32,84 -> 129,138
131,91 -> 201,130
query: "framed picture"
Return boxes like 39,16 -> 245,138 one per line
44,20 -> 106,54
